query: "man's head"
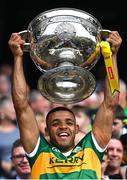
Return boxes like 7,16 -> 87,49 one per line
106,138 -> 124,170
45,107 -> 79,152
28,89 -> 50,114
71,105 -> 91,134
0,95 -> 16,122
11,139 -> 31,179
112,104 -> 125,138
0,74 -> 10,96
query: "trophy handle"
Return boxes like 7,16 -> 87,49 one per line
19,30 -> 30,52
99,29 -> 111,41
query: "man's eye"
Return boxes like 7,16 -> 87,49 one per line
52,122 -> 59,126
67,121 -> 74,125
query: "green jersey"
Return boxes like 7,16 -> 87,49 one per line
27,132 -> 105,179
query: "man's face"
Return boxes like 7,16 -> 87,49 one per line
12,146 -> 31,176
31,95 -> 50,114
75,112 -> 90,132
112,119 -> 123,138
46,110 -> 79,152
107,139 -> 123,169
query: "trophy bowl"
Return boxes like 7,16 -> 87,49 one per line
19,8 -> 110,104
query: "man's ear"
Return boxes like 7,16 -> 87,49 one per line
76,124 -> 79,134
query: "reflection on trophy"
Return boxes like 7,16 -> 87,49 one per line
19,8 -> 111,104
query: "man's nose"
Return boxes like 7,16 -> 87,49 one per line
59,123 -> 67,129
112,149 -> 118,156
21,156 -> 28,163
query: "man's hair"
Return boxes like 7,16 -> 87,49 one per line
46,106 -> 75,125
11,138 -> 22,156
114,104 -> 125,120
28,89 -> 41,103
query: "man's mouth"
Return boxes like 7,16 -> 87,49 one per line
57,132 -> 70,139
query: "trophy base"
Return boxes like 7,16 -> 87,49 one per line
37,66 -> 96,104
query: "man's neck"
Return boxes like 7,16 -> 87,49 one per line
18,174 -> 31,179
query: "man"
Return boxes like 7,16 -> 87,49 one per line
28,89 -> 51,116
112,104 -> 127,138
8,31 -> 122,179
71,105 -> 92,144
104,138 -> 127,179
0,74 -> 11,97
11,139 -> 31,179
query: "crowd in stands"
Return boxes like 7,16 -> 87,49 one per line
0,62 -> 127,179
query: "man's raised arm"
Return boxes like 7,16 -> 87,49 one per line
8,33 -> 40,153
92,31 -> 122,148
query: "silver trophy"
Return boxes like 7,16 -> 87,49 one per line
19,8 -> 110,104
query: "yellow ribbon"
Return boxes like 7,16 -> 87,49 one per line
86,44 -> 100,64
100,41 -> 120,94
